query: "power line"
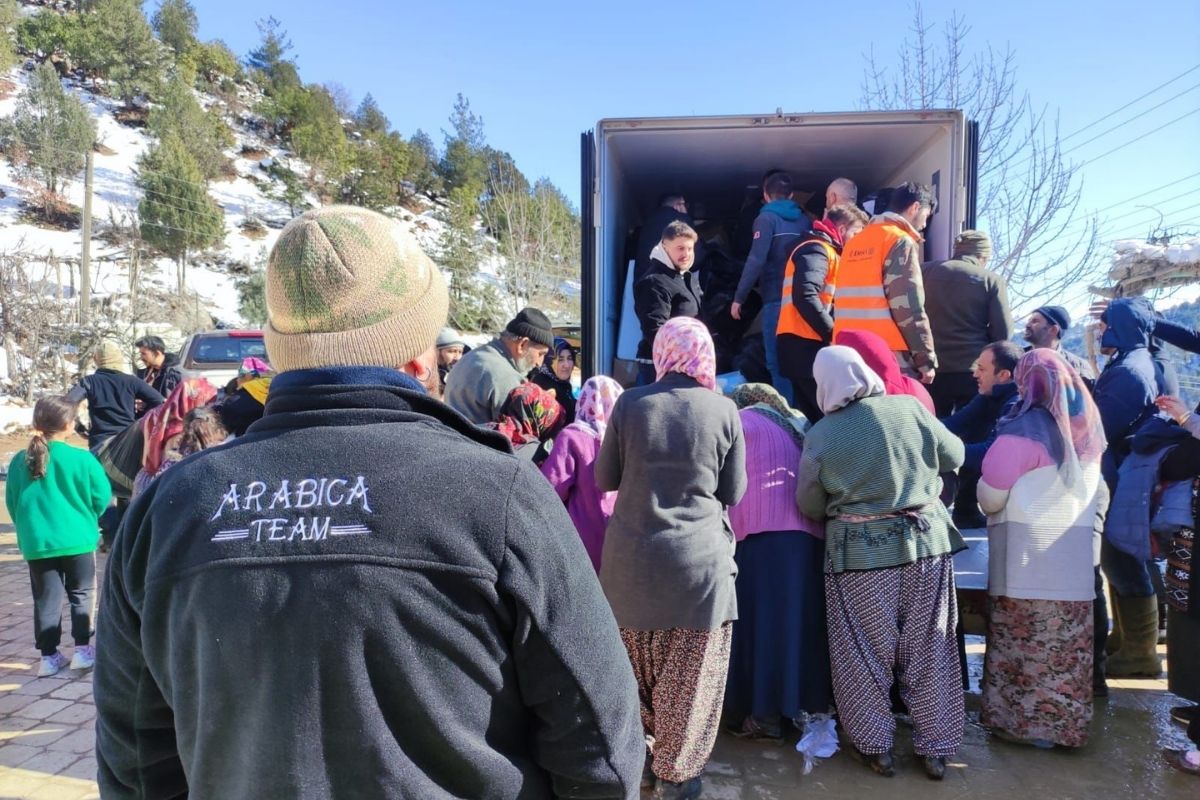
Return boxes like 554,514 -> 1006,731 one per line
1104,203 -> 1200,241
1075,107 -> 1200,170
1060,62 -> 1200,144
1061,80 -> 1200,157
1088,172 -> 1200,218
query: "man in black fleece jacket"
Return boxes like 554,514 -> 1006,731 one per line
95,205 -> 644,800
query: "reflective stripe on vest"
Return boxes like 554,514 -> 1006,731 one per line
832,221 -> 910,351
778,237 -> 839,342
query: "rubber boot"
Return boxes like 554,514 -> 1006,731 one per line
1106,595 -> 1162,677
1105,586 -> 1122,656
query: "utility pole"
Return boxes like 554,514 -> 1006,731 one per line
80,149 -> 93,325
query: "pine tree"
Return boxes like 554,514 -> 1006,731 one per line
246,16 -> 297,93
354,93 -> 389,135
151,0 -> 198,58
267,161 -> 309,217
284,85 -> 348,183
85,0 -> 167,108
236,262 -> 267,325
434,186 -> 503,331
137,133 -> 225,291
406,129 -> 441,196
438,94 -> 487,202
192,39 -> 241,87
148,73 -> 232,180
4,63 -> 96,218
341,133 -> 410,211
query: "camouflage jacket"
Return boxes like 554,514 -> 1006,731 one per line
879,213 -> 937,370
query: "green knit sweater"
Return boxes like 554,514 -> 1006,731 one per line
5,441 -> 110,560
798,394 -> 966,572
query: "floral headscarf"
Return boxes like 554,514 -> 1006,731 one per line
1000,349 -> 1105,468
141,377 -> 218,475
489,383 -> 565,447
570,376 -> 623,440
730,383 -> 792,418
730,382 -> 805,447
652,317 -> 717,391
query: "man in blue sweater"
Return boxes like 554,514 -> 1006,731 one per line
731,171 -> 812,404
943,341 -> 1022,528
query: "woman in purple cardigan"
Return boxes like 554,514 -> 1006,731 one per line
724,383 -> 830,741
540,376 -> 623,571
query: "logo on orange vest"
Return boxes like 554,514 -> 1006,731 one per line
846,246 -> 875,259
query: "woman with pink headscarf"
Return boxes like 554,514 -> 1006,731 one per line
595,316 -> 746,798
978,349 -> 1106,749
540,375 -> 623,570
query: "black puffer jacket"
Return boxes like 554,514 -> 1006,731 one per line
633,256 -> 703,360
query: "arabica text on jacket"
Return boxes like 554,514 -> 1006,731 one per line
208,476 -> 373,543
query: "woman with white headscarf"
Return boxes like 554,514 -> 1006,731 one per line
797,346 -> 966,781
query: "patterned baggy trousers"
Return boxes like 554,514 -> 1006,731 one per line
825,554 -> 964,757
619,624 -> 733,783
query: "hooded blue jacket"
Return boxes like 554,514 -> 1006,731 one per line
734,199 -> 812,307
1096,298 -> 1160,487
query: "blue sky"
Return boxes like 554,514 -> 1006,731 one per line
193,0 -> 1200,306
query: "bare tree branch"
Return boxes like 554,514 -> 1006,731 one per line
860,0 -> 1102,305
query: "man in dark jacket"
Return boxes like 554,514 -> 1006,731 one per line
943,340 -> 1022,528
1094,297 -> 1163,679
777,203 -> 869,422
923,231 -> 1014,416
731,172 -> 812,404
68,341 -> 164,453
634,220 -> 703,386
134,334 -> 183,399
94,206 -> 645,800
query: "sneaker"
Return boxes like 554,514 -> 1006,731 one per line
1171,705 -> 1200,726
652,777 -> 702,799
37,652 -> 69,677
70,645 -> 95,671
1163,748 -> 1200,776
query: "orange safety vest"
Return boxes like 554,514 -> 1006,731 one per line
831,221 -> 911,351
778,237 -> 839,342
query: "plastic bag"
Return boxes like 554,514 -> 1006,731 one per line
795,713 -> 838,775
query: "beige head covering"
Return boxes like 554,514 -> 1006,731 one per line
813,345 -> 885,414
264,205 -> 448,372
94,340 -> 126,372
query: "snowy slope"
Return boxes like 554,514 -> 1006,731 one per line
0,64 -> 455,328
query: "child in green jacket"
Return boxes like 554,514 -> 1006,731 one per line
5,396 -> 111,677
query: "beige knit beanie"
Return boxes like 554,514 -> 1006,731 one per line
264,205 -> 448,372
94,340 -> 126,372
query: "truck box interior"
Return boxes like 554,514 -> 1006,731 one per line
582,110 -> 974,382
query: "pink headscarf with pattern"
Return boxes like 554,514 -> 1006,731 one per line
652,317 -> 717,391
1000,348 -> 1106,468
570,375 -> 623,440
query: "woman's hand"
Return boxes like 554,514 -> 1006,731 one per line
1155,395 -> 1191,424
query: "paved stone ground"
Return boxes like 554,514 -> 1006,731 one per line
0,517 -> 1194,798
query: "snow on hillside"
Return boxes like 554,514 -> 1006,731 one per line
0,64 -> 455,329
